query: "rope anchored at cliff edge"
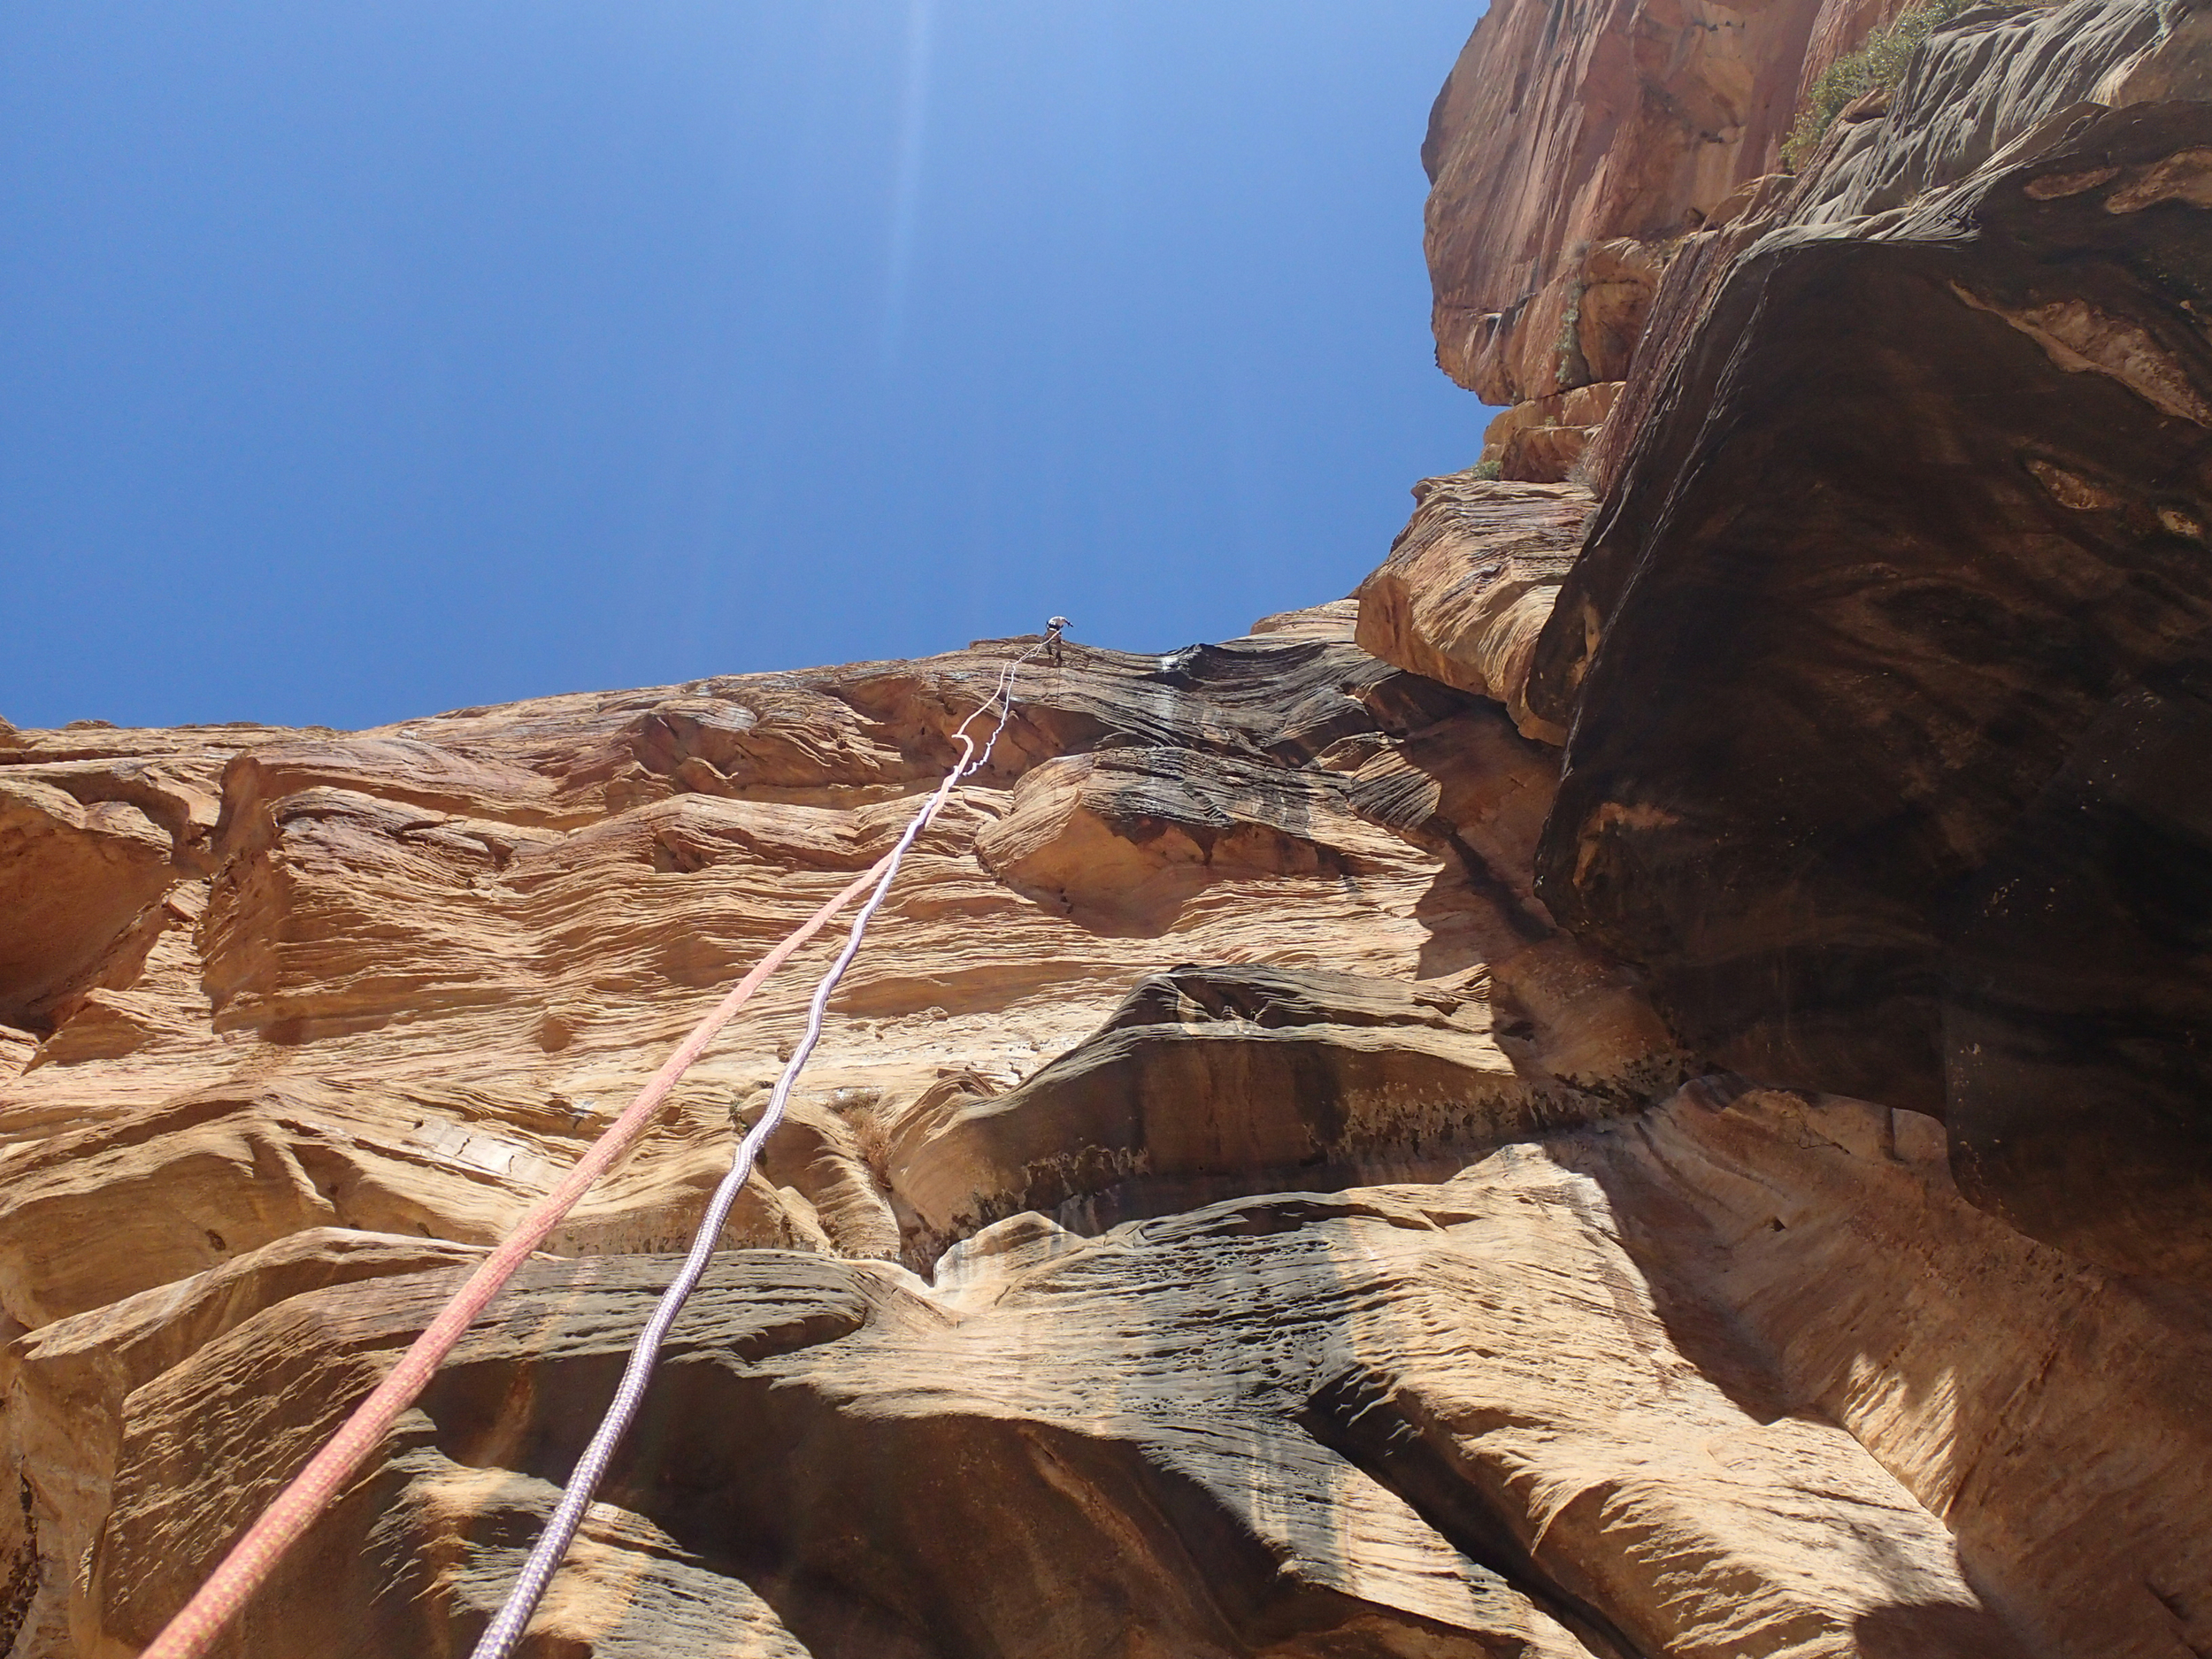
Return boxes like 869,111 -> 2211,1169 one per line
467,634 -> 1047,1659
139,626 -> 1059,1659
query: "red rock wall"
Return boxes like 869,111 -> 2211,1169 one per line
7,7 -> 2212,1655
1422,0 -> 1911,476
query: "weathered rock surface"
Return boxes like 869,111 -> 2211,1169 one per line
1356,478 -> 1590,743
0,779 -> 191,1035
1525,91 -> 2212,1280
0,623 -> 1703,1657
42,1086 -> 2212,1659
6,0 -> 2212,1651
1414,0 -> 2207,485
5,600 -> 2204,1659
972,747 -> 1411,936
1477,382 -> 1621,486
1368,0 -> 2212,1281
1417,0 -> 1870,452
887,962 -> 1635,1263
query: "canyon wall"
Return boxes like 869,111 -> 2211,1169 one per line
2,0 -> 2209,1655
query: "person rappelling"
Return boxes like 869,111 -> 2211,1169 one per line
1046,615 -> 1070,666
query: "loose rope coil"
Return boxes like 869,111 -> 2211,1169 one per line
140,637 -> 1046,1659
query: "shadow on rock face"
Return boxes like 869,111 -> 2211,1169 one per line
1525,101 -> 2212,1279
112,1245 -> 1595,1659
78,1124 -> 2203,1659
1943,671 -> 2212,1281
1554,1082 -> 2212,1659
886,964 -> 1649,1267
1853,1601 -> 2032,1659
0,778 -> 179,1033
1300,1367 -> 1646,1659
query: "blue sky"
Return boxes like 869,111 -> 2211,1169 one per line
4,3 -> 1491,730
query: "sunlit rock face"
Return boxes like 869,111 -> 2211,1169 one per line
1354,477 -> 1589,745
1416,0 -> 1895,480
7,606 -> 2208,1659
0,620 -> 1694,1657
26,1088 -> 2212,1659
6,0 -> 2212,1652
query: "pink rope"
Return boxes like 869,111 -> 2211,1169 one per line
467,641 -> 1042,1655
470,756 -> 964,1655
137,857 -> 891,1659
138,641 -> 1043,1659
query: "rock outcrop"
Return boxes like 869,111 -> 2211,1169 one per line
1354,477 -> 1589,741
1419,0 -> 1847,474
1417,0 -> 2208,485
8,606 -> 2208,1659
0,622 -> 1702,1658
1428,0 -> 2212,1283
4,0 -> 2211,1654
26,1083 -> 2211,1659
1383,0 -> 2212,1281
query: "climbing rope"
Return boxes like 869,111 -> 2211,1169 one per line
468,638 -> 1045,1657
137,633 -> 1050,1659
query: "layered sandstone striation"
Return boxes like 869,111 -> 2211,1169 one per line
1353,476 -> 1589,743
1505,0 -> 2209,1283
1381,0 -> 2212,1280
67,1089 -> 2212,1659
4,0 -> 2211,1654
1417,0 -> 2207,484
1419,0 -> 1859,476
5,607 -> 2208,1659
0,623 -> 1701,1658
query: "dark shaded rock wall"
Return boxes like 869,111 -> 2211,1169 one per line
1508,10 -> 2212,1276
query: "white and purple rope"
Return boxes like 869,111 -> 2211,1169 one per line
468,642 -> 1041,1658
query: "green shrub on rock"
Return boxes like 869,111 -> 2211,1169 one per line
1783,0 -> 1973,170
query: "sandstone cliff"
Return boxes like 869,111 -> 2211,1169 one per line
4,1 -> 2210,1655
1416,0 -> 2212,1286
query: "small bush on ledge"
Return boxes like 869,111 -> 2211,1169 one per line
1782,0 -> 1971,170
